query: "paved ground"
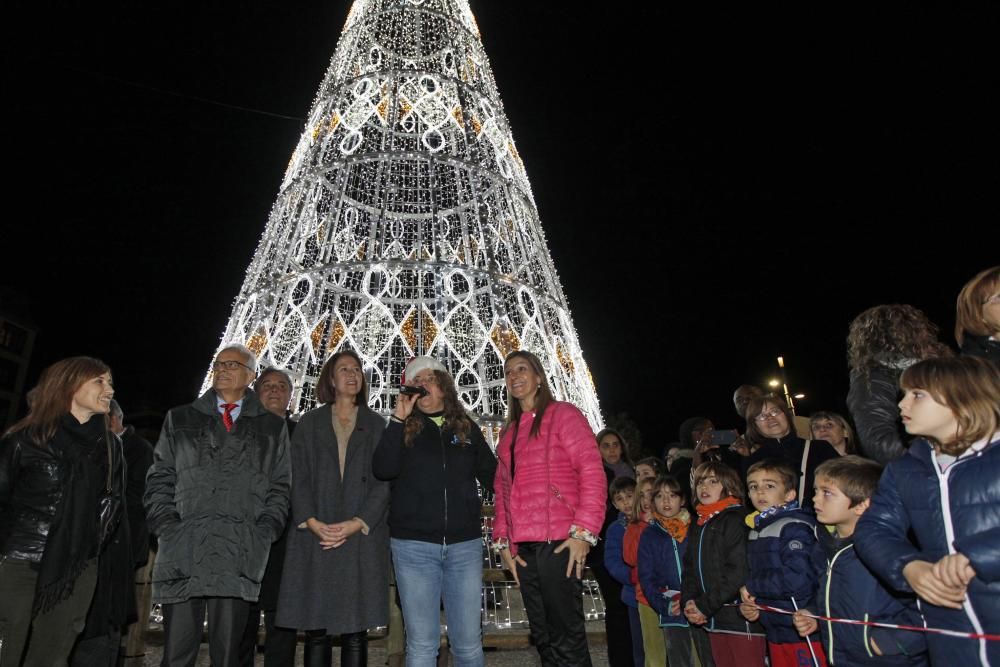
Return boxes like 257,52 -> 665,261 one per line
140,637 -> 610,666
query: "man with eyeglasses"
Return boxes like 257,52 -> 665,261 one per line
145,344 -> 291,667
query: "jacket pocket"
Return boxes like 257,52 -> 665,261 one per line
151,522 -> 192,584
240,523 -> 270,584
550,484 -> 576,515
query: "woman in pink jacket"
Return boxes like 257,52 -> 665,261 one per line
493,350 -> 607,666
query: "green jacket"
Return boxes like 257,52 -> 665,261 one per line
144,388 -> 290,604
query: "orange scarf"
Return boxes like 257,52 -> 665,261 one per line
653,508 -> 690,542
695,496 -> 742,526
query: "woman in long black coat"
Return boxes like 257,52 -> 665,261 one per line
276,350 -> 389,667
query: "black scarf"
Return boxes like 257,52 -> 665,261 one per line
33,414 -> 107,615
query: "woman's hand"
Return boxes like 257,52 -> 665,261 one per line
692,437 -> 719,467
730,434 -> 752,457
393,391 -> 419,421
903,560 -> 967,609
683,600 -> 707,625
500,547 -> 527,586
932,552 -> 976,589
792,609 -> 818,637
739,585 -> 759,621
306,517 -> 362,549
554,537 -> 591,578
323,518 -> 364,548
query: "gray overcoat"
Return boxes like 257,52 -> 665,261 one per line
275,403 -> 390,633
144,389 -> 291,604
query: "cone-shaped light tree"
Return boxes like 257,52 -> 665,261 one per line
205,0 -> 602,430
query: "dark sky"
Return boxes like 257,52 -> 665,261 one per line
4,2 -> 997,445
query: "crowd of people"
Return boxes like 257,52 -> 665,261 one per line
591,265 -> 1000,667
0,266 -> 996,667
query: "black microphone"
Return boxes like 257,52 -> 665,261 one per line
399,385 -> 428,398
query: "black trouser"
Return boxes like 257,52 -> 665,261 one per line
70,628 -> 122,667
591,559 -> 633,667
238,605 -> 297,667
516,542 -> 592,667
161,597 -> 249,667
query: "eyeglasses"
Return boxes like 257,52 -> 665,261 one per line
409,374 -> 438,387
213,360 -> 252,372
754,408 -> 784,422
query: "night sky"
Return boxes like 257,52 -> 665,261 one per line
4,2 -> 997,446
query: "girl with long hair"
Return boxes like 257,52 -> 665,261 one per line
492,350 -> 606,666
372,356 -> 496,667
855,355 -> 1000,666
0,356 -> 125,666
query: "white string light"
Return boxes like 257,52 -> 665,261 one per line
201,0 -> 603,433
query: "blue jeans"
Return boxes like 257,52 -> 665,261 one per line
390,537 -> 485,667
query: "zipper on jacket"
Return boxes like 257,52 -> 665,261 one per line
439,422 -> 448,544
825,544 -> 851,664
696,523 -> 712,631
934,451 -> 989,666
671,537 -> 683,624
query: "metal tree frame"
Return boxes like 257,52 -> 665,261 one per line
203,0 -> 602,432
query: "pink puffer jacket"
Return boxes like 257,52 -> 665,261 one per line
493,401 -> 606,553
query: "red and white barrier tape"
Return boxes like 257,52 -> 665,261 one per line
735,602 -> 1000,642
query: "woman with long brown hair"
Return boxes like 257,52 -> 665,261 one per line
492,350 -> 606,666
277,349 -> 389,667
372,356 -> 496,667
0,356 -> 126,666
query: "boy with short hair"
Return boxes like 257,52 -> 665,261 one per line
604,477 -> 644,666
792,456 -> 928,666
739,459 -> 826,666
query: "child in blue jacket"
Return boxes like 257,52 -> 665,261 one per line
739,459 -> 825,666
638,474 -> 695,666
854,356 -> 1000,666
605,476 -> 643,666
794,456 -> 928,666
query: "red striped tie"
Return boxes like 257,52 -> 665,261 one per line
222,403 -> 237,432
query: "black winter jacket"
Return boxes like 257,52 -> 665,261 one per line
0,422 -> 125,563
144,389 -> 291,604
681,504 -> 765,636
961,334 -> 1000,366
373,414 -> 496,544
848,366 -> 910,464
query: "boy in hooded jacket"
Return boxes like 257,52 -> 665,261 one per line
793,456 -> 928,666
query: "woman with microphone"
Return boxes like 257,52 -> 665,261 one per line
372,356 -> 496,667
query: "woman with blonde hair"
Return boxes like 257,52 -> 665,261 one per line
955,265 -> 1000,365
808,411 -> 856,456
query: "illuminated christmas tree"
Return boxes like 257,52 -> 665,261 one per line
205,0 -> 602,429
